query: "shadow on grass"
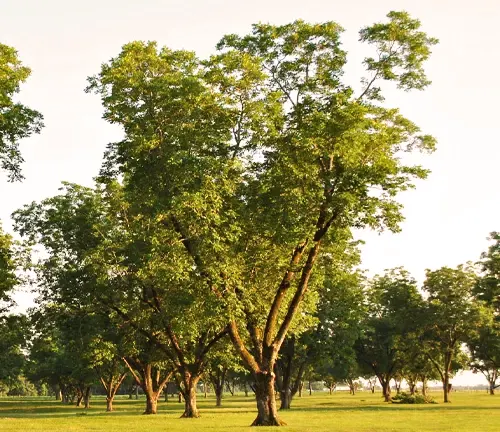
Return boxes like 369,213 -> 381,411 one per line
1,396 -> 498,421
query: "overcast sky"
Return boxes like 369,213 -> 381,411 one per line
1,0 -> 498,385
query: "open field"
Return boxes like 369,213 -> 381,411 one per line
0,391 -> 498,432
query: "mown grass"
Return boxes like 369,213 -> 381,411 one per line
0,391 -> 498,431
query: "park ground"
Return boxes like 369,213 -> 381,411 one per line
0,391 -> 498,432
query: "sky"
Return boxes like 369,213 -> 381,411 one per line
1,0 -> 498,386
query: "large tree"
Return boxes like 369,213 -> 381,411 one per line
0,43 -> 43,181
84,11 -> 437,426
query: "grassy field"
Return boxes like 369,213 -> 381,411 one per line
0,391 -> 498,431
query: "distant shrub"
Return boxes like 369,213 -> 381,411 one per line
392,392 -> 437,404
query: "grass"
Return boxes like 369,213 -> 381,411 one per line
0,391 -> 498,431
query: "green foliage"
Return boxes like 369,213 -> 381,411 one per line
475,232 -> 500,315
391,391 -> 436,404
0,314 -> 28,385
359,11 -> 438,95
355,268 -> 423,382
0,43 -> 43,181
0,225 -> 18,308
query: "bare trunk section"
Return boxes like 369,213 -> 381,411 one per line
347,378 -> 356,395
275,336 -> 306,410
179,372 -> 200,418
145,393 -> 158,414
377,375 -> 392,402
253,371 -> 285,426
83,387 -> 91,409
209,368 -> 226,407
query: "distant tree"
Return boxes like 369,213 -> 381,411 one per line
468,233 -> 500,395
468,323 -> 500,395
475,232 -> 500,314
0,43 -> 43,181
355,268 -> 423,402
422,265 -> 487,403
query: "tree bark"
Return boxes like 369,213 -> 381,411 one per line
123,358 -> 171,415
83,387 -> 91,409
145,393 -> 158,414
252,371 -> 285,426
100,371 -> 127,412
209,368 -> 226,408
379,378 -> 391,402
421,377 -> 428,396
180,373 -> 200,418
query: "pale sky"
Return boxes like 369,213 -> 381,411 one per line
1,0 -> 498,386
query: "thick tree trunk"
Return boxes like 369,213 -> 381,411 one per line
144,394 -> 158,414
308,380 -> 312,396
280,389 -> 292,410
180,376 -> 200,418
252,372 -> 285,426
381,380 -> 391,402
106,398 -> 113,412
489,381 -> 496,395
298,381 -> 303,397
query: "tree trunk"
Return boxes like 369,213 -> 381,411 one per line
421,377 -> 428,396
178,392 -> 183,403
210,368 -> 226,408
443,372 -> 450,403
144,393 -> 158,414
298,381 -> 303,397
381,380 -> 391,402
308,380 -> 312,396
489,380 -> 496,395
180,375 -> 200,418
106,398 -> 113,412
83,387 -> 91,409
252,372 -> 285,426
280,388 -> 291,410
244,382 -> 248,397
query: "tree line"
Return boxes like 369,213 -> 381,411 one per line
0,11 -> 498,427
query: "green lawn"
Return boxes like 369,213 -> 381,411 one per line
0,391 -> 498,431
